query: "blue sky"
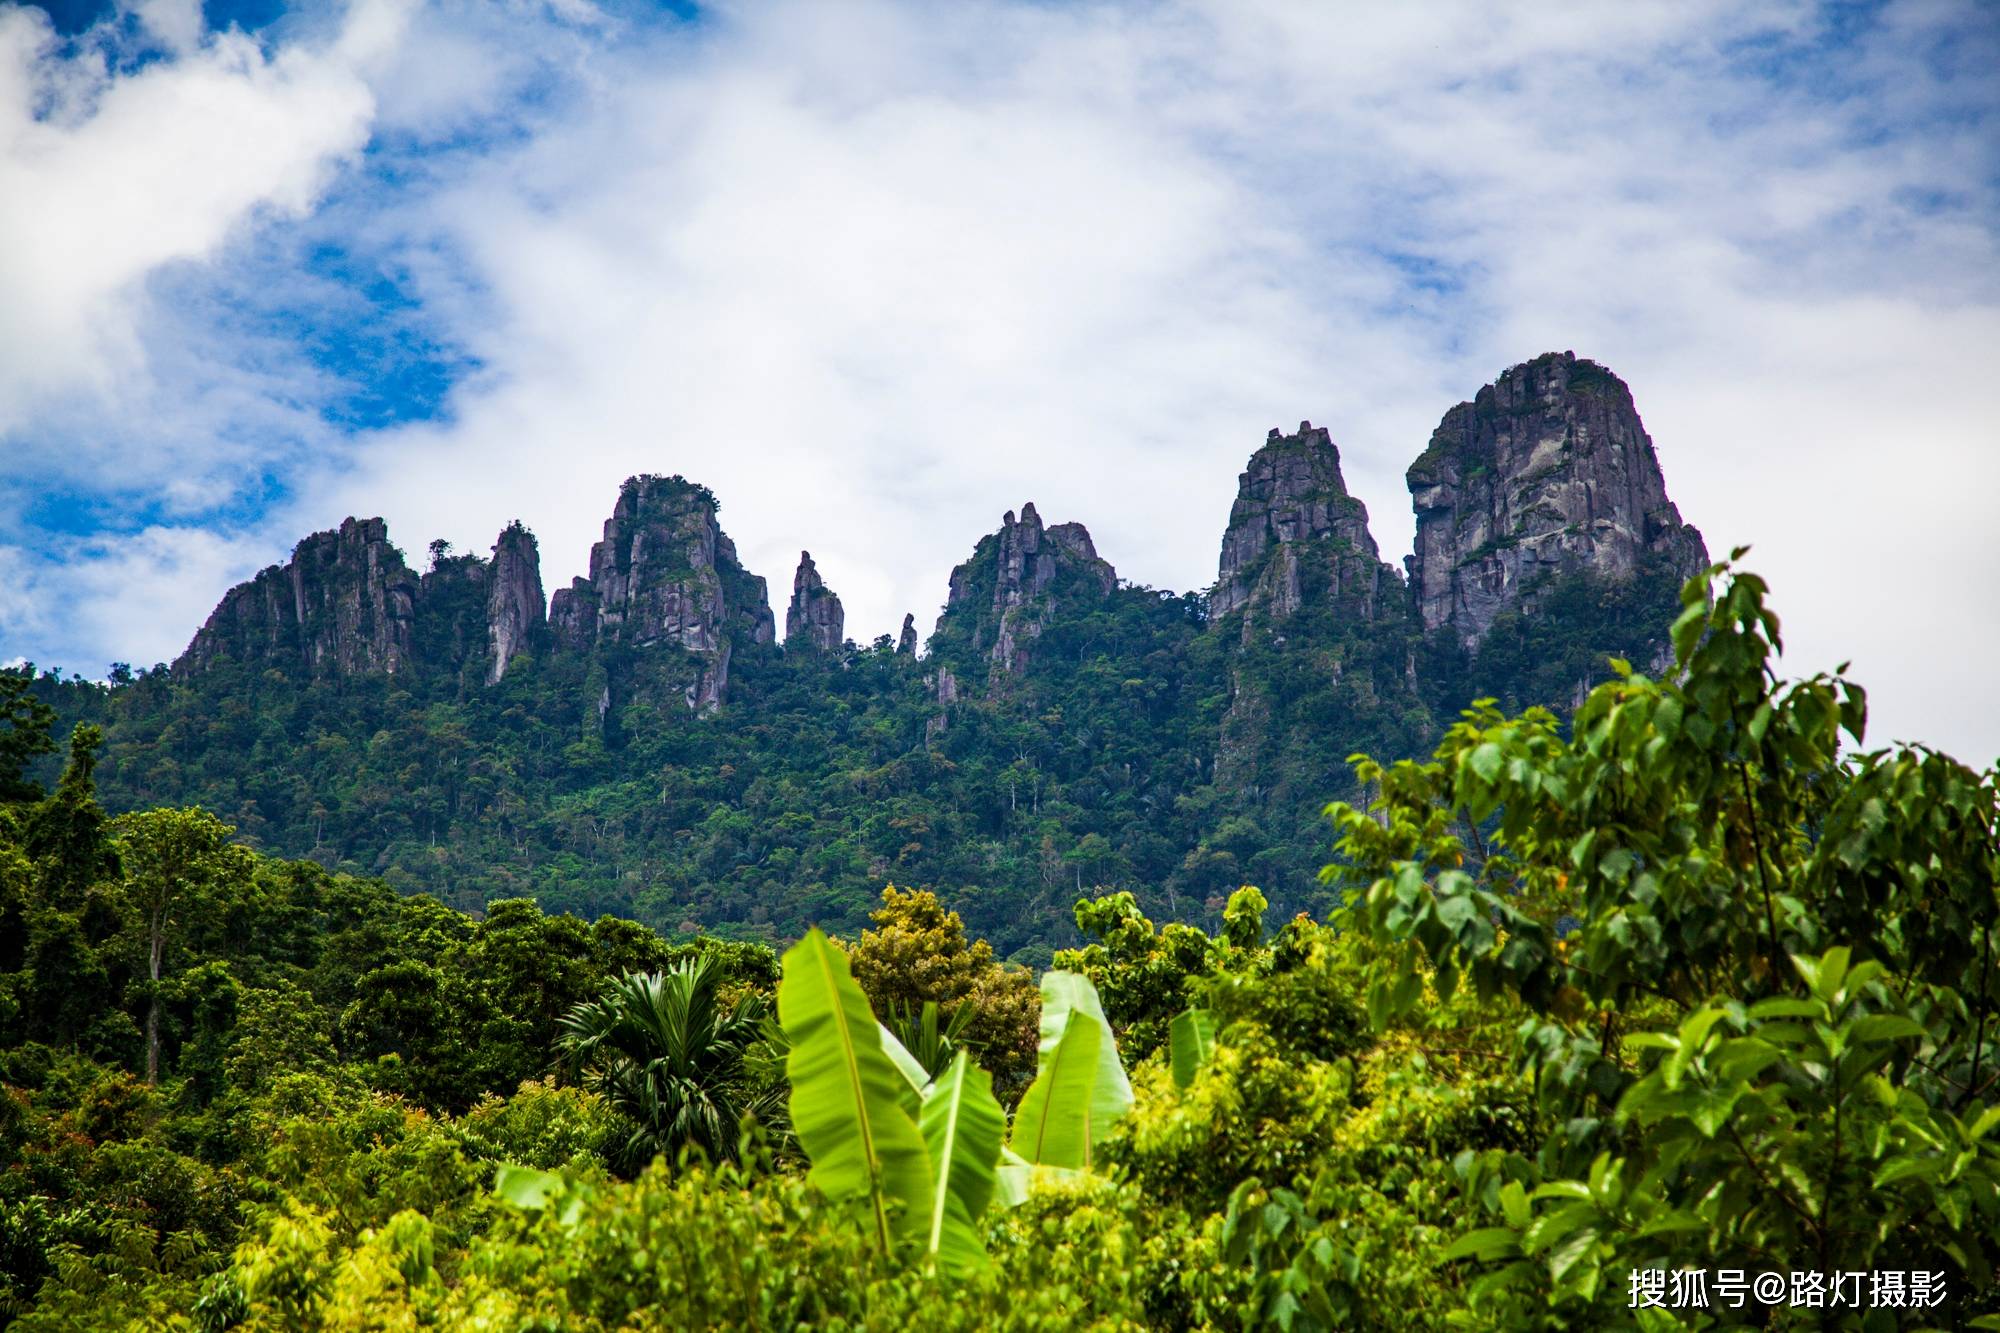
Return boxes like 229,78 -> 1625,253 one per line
2,0 -> 1997,762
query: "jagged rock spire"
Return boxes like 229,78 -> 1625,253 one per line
939,502 -> 1116,681
1406,352 -> 1708,644
549,474 -> 775,710
897,613 -> 918,655
486,522 -> 545,683
1210,421 -> 1393,628
786,550 -> 845,653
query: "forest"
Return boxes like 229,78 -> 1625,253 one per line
2,557 -> 1995,1329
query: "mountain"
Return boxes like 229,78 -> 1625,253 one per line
30,354 -> 1705,954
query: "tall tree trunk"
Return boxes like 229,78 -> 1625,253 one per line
146,911 -> 164,1083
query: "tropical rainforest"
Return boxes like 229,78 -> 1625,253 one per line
2,556 -> 1997,1329
3,359 -> 1997,1327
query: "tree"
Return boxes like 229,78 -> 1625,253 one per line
115,808 -> 254,1082
28,724 -> 118,906
846,887 -> 1041,1097
558,955 -> 774,1171
0,668 -> 57,805
1331,556 -> 2000,1318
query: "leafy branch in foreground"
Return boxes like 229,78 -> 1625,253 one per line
1329,554 -> 2000,1318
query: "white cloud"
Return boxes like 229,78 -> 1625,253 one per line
5,0 -> 1997,764
0,0 -> 405,452
0,523 -> 283,675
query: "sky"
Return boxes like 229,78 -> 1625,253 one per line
1,0 -> 1996,763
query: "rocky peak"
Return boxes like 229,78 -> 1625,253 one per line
176,517 -> 418,678
1210,421 -> 1395,629
897,613 -> 918,655
549,475 -> 774,710
785,551 -> 845,653
1406,352 -> 1708,645
939,502 -> 1117,680
486,522 -> 545,683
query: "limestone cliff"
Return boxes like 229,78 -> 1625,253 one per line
550,475 -> 775,710
934,502 -> 1116,684
1209,421 -> 1399,635
176,518 -> 418,678
785,551 -> 845,654
1406,352 -> 1707,646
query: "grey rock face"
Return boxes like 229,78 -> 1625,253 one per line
897,613 -> 918,655
554,475 -> 775,710
943,502 -> 1117,681
549,578 -> 599,651
1406,352 -> 1708,645
1210,422 -> 1398,633
785,551 -> 845,653
486,522 -> 545,683
176,517 -> 418,678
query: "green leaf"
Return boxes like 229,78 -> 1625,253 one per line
1010,971 -> 1132,1170
492,1163 -> 566,1212
779,928 -> 934,1250
1747,998 -> 1823,1021
993,1145 -> 1034,1209
1622,1033 -> 1679,1053
1967,1106 -> 2000,1143
1847,1015 -> 1925,1045
1873,1156 -> 1941,1188
1498,1180 -> 1530,1230
878,1021 -> 930,1113
1169,1008 -> 1217,1090
1441,1227 -> 1520,1262
1664,1008 -> 1726,1089
1467,743 -> 1504,784
1670,602 -> 1706,664
919,1051 -> 1006,1276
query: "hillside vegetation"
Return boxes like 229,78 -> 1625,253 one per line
3,559 -> 1995,1329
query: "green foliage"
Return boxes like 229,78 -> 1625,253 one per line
0,669 -> 58,806
1009,972 -> 1133,1171
918,1051 -> 1006,1275
1056,890 -> 1221,1060
5,555 -> 1997,1327
846,887 -> 1041,1096
558,956 -> 776,1171
1169,1007 -> 1216,1089
1329,554 -> 2000,1322
885,997 -> 977,1080
778,928 -> 934,1250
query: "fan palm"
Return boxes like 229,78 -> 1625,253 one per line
557,955 -> 773,1170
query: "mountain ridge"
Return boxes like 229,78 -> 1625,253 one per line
171,352 -> 1704,701
40,351 -> 1706,950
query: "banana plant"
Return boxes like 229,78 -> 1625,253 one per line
918,1050 -> 1005,1274
1168,1006 -> 1216,1089
778,929 -> 933,1252
1008,970 -> 1132,1172
779,948 -> 1134,1261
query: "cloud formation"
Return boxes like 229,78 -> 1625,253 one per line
3,0 -> 1997,761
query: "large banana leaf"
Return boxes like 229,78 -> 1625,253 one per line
779,929 -> 933,1250
994,1145 -> 1033,1208
877,1021 -> 930,1114
1168,1007 -> 1216,1089
1008,970 -> 1132,1170
918,1051 -> 1005,1275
